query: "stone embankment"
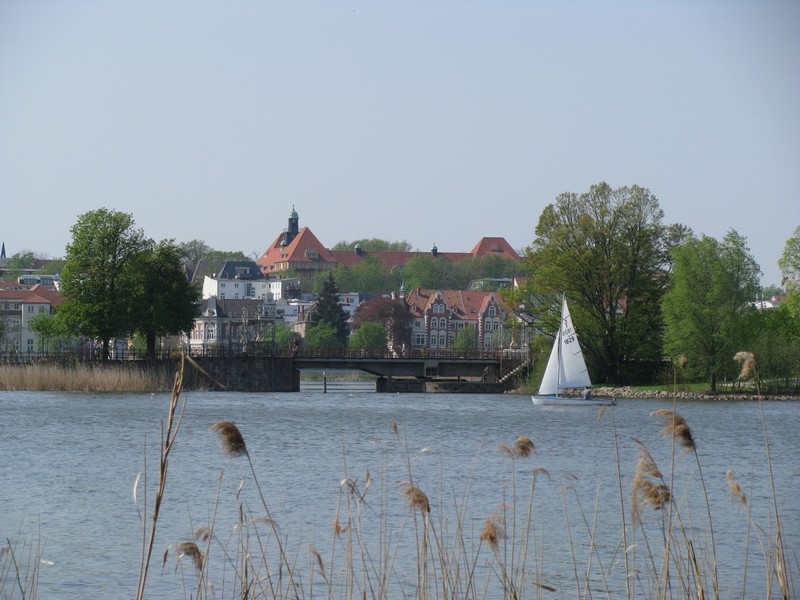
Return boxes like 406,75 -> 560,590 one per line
591,386 -> 798,402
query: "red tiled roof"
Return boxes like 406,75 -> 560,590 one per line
0,288 -> 63,305
257,228 -> 336,271
403,288 -> 506,322
256,223 -> 520,272
470,237 -> 520,259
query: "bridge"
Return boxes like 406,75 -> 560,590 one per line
292,349 -> 530,392
0,348 -> 531,393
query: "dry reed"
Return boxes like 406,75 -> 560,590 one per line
0,363 -> 174,392
209,421 -> 248,457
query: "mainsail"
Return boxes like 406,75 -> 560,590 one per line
537,296 -> 591,396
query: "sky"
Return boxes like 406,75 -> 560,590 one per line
1,1 -> 798,286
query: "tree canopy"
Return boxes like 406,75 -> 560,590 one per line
130,240 -> 200,358
59,209 -> 146,359
332,238 -> 413,252
508,182 -> 686,384
309,271 -> 350,345
332,256 -> 400,295
662,230 -> 761,390
59,209 -> 200,359
351,297 -> 412,352
349,322 -> 387,353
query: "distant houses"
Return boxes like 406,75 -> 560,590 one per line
1,207 -> 526,355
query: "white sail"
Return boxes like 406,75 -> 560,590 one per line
537,329 -> 561,395
537,296 -> 591,396
558,296 -> 591,390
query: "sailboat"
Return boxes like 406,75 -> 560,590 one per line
531,296 -> 615,407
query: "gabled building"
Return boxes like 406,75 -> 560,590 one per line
0,283 -> 63,353
257,207 -> 338,282
403,288 -> 508,352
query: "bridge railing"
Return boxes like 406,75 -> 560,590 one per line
0,346 -> 529,364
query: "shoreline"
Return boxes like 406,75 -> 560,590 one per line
590,386 -> 799,402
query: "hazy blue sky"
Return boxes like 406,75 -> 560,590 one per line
1,1 -> 798,286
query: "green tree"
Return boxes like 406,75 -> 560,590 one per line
779,225 -> 800,316
333,256 -> 400,295
350,322 -> 388,353
274,323 -> 299,353
59,209 -> 146,360
4,250 -> 37,276
305,323 -> 343,352
662,230 -> 761,391
332,238 -> 413,252
309,272 -> 350,345
177,239 -> 212,265
516,182 -> 684,384
778,225 -> 800,281
29,313 -> 71,352
130,240 -> 200,359
204,249 -> 250,262
351,297 -> 411,351
400,255 -> 441,290
452,326 -> 478,353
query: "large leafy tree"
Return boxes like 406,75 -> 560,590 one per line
309,271 -> 350,345
130,240 -> 200,358
59,209 -> 146,359
512,183 -> 685,384
333,256 -> 400,295
350,322 -> 388,353
662,230 -> 761,391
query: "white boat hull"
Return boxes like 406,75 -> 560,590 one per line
531,395 -> 616,407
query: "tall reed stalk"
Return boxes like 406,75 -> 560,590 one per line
735,351 -> 790,599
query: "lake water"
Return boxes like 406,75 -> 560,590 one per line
1,388 -> 798,599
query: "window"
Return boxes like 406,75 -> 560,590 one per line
434,303 -> 444,314
489,306 -> 496,317
206,325 -> 216,341
440,318 -> 446,329
27,305 -> 35,313
439,333 -> 446,347
414,333 -> 426,345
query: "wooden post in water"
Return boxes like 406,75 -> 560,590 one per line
323,371 -> 327,393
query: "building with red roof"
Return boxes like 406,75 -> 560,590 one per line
257,207 -> 520,281
403,287 -> 508,352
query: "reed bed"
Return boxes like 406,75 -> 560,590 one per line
0,363 -> 175,392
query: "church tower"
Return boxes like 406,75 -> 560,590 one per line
285,206 -> 299,246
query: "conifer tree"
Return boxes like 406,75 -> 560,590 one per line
309,271 -> 350,345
